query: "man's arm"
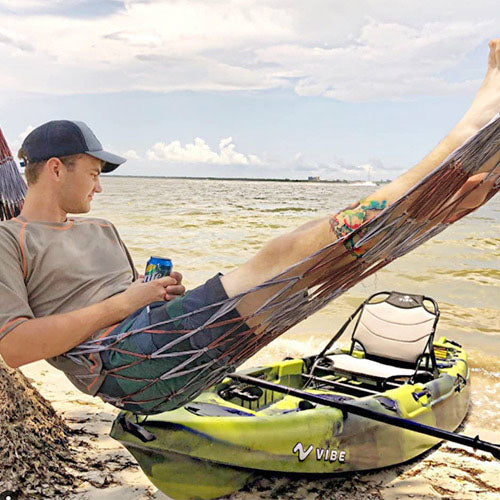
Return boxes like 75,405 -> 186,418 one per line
0,272 -> 185,368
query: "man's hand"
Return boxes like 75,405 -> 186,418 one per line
164,271 -> 185,300
119,272 -> 185,313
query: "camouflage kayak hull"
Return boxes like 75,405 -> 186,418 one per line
110,337 -> 470,499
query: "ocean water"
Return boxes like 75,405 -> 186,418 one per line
88,177 -> 499,428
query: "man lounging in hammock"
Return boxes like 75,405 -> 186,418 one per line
0,39 -> 499,415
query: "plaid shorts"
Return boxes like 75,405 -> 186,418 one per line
96,273 -> 248,414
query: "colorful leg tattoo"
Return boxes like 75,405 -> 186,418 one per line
329,199 -> 387,257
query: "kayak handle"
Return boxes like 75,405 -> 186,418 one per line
117,413 -> 156,442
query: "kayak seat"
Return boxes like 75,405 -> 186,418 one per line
327,353 -> 431,380
314,291 -> 440,385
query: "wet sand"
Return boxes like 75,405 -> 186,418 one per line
18,360 -> 500,500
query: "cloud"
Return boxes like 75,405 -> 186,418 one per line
0,1 -> 498,100
340,160 -> 396,178
104,30 -> 162,48
288,152 -> 405,180
0,0 -> 125,18
18,125 -> 34,141
146,137 -> 263,165
123,149 -> 141,160
256,19 -> 490,101
0,31 -> 34,51
358,163 -> 374,175
6,125 -> 35,157
290,153 -> 360,179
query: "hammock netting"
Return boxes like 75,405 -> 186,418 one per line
0,127 -> 27,221
7,117 -> 500,415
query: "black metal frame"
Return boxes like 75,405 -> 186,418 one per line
308,291 -> 440,386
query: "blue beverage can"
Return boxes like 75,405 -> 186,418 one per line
144,256 -> 172,282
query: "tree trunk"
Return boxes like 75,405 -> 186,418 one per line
0,357 -> 83,499
1,128 -> 91,498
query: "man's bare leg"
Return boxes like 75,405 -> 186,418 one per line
221,39 -> 500,319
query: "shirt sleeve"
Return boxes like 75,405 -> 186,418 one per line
0,229 -> 34,341
108,222 -> 139,281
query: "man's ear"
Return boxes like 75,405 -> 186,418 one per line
45,157 -> 64,181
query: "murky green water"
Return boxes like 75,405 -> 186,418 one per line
88,177 -> 500,427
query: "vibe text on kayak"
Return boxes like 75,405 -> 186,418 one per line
293,442 -> 347,463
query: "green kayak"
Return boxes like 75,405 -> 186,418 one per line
110,293 -> 471,499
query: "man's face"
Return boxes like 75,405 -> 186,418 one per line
58,155 -> 103,214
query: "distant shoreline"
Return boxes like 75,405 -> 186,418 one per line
19,170 -> 388,184
100,174 -> 389,184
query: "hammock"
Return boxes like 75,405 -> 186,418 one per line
0,127 -> 27,221
6,118 -> 500,415
63,115 -> 500,415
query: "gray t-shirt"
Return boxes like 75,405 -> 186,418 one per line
0,215 -> 138,395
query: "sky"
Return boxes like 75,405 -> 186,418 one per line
1,0 -> 499,180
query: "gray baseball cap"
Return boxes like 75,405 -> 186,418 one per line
20,120 -> 126,173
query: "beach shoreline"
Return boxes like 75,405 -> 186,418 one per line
8,179 -> 499,500
17,359 -> 500,500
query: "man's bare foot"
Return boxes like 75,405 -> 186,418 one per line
460,38 -> 500,134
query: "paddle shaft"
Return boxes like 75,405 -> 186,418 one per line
229,373 -> 500,460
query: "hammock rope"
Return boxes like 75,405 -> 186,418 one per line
0,126 -> 27,221
63,115 -> 500,412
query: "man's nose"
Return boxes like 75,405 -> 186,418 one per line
95,177 -> 103,193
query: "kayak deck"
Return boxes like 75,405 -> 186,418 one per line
110,337 -> 470,500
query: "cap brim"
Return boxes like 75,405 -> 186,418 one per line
87,150 -> 127,173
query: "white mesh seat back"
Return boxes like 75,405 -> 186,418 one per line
352,301 -> 436,364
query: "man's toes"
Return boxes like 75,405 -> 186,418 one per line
488,41 -> 495,68
488,38 -> 500,69
490,38 -> 500,68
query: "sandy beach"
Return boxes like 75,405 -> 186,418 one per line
18,358 -> 500,500
1,179 -> 497,500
